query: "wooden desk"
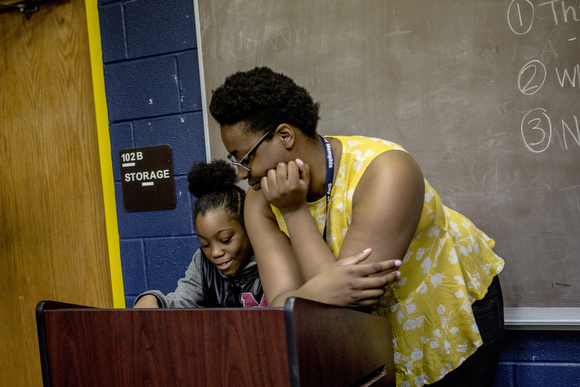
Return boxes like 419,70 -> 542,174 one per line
37,298 -> 394,386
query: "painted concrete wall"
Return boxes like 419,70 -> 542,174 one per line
98,0 -> 204,307
495,330 -> 580,386
96,1 -> 580,385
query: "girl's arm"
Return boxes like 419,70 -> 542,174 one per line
133,249 -> 206,308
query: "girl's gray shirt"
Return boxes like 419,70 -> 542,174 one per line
133,249 -> 258,308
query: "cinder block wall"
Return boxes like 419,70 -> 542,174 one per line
98,0 -> 205,306
495,330 -> 580,386
96,1 -> 580,385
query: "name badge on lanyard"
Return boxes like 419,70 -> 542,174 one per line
321,136 -> 334,242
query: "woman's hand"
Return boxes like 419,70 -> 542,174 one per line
260,159 -> 311,214
296,248 -> 401,308
133,295 -> 160,308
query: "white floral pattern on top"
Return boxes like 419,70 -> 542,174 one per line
272,136 -> 504,386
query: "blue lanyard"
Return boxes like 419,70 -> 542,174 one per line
321,136 -> 334,242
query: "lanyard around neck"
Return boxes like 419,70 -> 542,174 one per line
321,136 -> 334,242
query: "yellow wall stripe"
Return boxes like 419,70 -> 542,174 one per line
85,0 -> 126,308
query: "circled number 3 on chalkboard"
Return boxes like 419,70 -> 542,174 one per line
508,0 -> 580,154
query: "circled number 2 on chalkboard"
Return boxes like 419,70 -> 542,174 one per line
509,0 -> 580,154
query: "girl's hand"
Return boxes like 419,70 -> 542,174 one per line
133,295 -> 160,308
298,249 -> 402,308
261,159 -> 311,213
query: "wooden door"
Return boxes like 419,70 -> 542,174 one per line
0,1 -> 114,386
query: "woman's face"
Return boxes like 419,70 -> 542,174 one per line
220,122 -> 278,191
196,209 -> 252,276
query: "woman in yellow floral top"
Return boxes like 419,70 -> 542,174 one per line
210,67 -> 505,387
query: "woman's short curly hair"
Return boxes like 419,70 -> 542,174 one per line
209,67 -> 320,139
187,159 -> 245,227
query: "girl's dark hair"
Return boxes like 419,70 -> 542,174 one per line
187,160 -> 245,227
209,66 -> 320,139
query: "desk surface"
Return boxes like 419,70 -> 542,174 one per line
37,299 -> 395,387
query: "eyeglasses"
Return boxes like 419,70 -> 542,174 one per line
226,129 -> 274,172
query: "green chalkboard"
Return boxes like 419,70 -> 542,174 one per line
196,0 -> 580,311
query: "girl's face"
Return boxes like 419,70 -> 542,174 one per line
196,209 -> 252,277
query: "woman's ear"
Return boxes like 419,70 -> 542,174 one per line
275,123 -> 295,150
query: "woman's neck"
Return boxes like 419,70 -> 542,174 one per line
305,135 -> 341,202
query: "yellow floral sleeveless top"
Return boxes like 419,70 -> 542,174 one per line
272,136 -> 505,386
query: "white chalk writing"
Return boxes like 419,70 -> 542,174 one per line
540,0 -> 580,26
507,0 -> 580,152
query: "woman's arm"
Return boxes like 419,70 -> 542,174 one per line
246,173 -> 404,308
260,151 -> 424,277
260,160 -> 338,281
244,187 -> 303,306
337,150 -> 425,264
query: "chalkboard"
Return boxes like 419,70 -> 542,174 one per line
195,0 -> 580,311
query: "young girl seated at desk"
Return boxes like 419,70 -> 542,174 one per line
134,160 -> 266,308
